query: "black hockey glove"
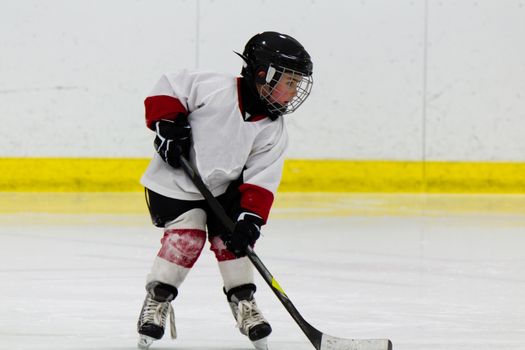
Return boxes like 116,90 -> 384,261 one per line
223,212 -> 264,258
154,117 -> 191,168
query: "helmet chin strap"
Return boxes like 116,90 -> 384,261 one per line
257,86 -> 287,119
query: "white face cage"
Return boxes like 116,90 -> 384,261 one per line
259,65 -> 313,116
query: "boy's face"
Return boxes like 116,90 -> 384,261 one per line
260,72 -> 302,107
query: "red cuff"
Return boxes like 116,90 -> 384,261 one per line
239,184 -> 274,223
145,95 -> 188,129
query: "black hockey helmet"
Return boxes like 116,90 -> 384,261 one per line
239,31 -> 313,79
237,31 -> 313,115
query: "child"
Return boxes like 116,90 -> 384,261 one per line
137,31 -> 313,350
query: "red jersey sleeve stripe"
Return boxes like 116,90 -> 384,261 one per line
239,183 -> 274,223
145,95 -> 188,129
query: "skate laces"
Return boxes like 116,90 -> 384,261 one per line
235,300 -> 267,333
142,297 -> 177,339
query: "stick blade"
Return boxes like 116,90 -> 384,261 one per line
320,334 -> 392,350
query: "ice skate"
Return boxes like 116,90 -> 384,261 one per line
226,284 -> 272,349
251,337 -> 269,350
137,281 -> 178,349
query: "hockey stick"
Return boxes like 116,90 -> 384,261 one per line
178,155 -> 392,350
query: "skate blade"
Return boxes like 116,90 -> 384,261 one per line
251,337 -> 269,350
137,335 -> 155,350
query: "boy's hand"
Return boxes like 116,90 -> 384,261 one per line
154,117 -> 191,168
223,212 -> 263,257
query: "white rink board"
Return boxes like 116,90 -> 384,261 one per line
0,1 -> 524,161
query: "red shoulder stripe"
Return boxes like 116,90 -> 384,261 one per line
239,183 -> 274,223
145,95 -> 188,129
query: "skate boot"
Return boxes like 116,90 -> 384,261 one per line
137,281 -> 178,349
226,284 -> 272,350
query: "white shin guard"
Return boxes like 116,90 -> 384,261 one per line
147,209 -> 207,288
218,257 -> 254,292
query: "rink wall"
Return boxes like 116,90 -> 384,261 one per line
1,1 -> 524,193
1,158 -> 524,193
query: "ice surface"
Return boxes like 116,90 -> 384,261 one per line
0,193 -> 524,350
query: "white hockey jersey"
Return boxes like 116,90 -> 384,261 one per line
140,70 -> 289,222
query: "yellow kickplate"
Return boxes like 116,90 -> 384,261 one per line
0,158 -> 524,193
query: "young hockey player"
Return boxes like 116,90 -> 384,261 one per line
136,31 -> 313,350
